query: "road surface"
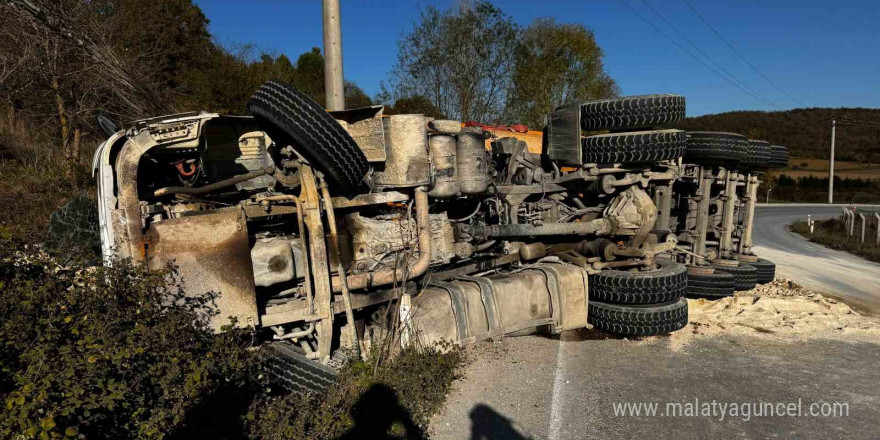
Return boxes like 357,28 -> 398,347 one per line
431,333 -> 880,440
752,204 -> 880,315
430,204 -> 880,439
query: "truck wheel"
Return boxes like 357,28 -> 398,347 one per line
686,270 -> 735,298
768,145 -> 789,169
582,129 -> 686,164
588,298 -> 689,336
588,259 -> 687,304
713,263 -> 757,291
742,139 -> 772,170
683,131 -> 747,166
247,80 -> 369,190
263,342 -> 337,394
579,94 -> 686,131
750,258 -> 776,284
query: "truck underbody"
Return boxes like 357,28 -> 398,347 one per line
93,82 -> 785,377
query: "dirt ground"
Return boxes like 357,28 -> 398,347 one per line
430,280 -> 880,439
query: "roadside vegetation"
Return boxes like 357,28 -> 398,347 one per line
0,241 -> 462,440
791,216 -> 880,264
764,175 -> 880,204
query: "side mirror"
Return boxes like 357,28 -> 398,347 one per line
96,115 -> 118,137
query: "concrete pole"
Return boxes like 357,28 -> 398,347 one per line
875,213 -> 880,244
719,169 -> 738,259
322,0 -> 345,111
693,167 -> 713,265
828,119 -> 836,204
859,213 -> 866,243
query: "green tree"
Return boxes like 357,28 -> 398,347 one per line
385,95 -> 446,119
291,47 -> 326,106
381,1 -> 518,123
344,81 -> 373,109
506,18 -> 619,128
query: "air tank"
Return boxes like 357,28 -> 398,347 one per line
457,127 -> 490,195
428,134 -> 459,198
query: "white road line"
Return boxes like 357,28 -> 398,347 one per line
548,338 -> 566,440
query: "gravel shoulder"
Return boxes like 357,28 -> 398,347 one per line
431,281 -> 880,440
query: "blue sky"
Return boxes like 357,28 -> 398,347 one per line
193,0 -> 880,117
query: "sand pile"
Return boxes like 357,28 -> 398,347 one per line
662,279 -> 880,349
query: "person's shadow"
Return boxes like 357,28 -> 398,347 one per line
336,384 -> 422,440
469,404 -> 531,440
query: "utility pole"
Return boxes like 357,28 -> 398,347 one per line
322,0 -> 345,111
828,119 -> 836,204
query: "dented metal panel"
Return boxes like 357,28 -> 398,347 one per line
330,106 -> 387,162
373,115 -> 431,188
145,207 -> 258,331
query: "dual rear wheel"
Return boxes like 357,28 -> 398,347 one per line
587,260 -> 689,336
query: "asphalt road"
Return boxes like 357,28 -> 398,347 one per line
431,333 -> 880,440
752,204 -> 880,315
430,204 -> 880,439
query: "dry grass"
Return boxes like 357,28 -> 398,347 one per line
791,216 -> 880,264
773,157 -> 880,180
0,116 -> 97,242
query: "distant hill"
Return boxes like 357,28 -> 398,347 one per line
676,108 -> 880,163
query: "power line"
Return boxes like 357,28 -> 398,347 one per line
617,0 -> 782,110
680,0 -> 805,107
838,120 -> 880,129
638,0 -> 782,110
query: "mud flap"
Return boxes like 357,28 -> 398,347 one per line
546,103 -> 582,166
145,207 -> 258,331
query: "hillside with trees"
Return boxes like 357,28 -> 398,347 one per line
677,108 -> 880,163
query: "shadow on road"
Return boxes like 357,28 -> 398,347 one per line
335,383 -> 421,440
469,404 -> 531,440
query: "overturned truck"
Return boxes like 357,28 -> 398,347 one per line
94,81 -> 692,380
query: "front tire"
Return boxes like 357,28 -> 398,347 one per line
247,80 -> 369,190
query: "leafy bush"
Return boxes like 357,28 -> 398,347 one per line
247,346 -> 462,440
0,242 -> 464,440
0,242 -> 260,439
767,175 -> 880,204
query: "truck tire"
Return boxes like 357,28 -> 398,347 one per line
579,94 -> 686,131
247,80 -> 369,190
263,342 -> 337,394
44,195 -> 101,264
742,139 -> 772,170
588,259 -> 687,304
582,129 -> 686,164
686,270 -> 735,298
768,145 -> 789,169
683,131 -> 747,166
588,298 -> 689,336
713,263 -> 757,291
750,258 -> 776,284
